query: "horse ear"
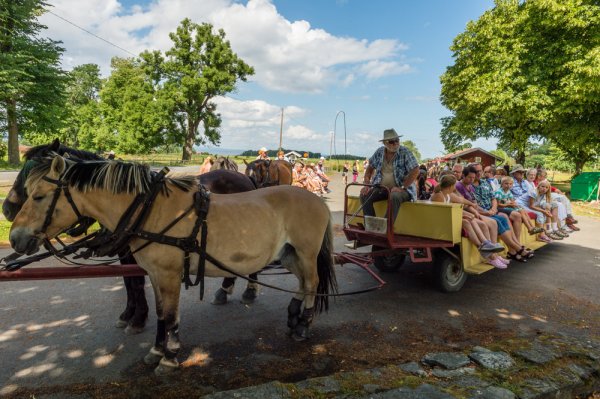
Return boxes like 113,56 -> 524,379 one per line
50,138 -> 60,152
243,159 -> 248,165
50,156 -> 66,176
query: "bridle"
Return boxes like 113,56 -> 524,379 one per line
38,176 -> 84,236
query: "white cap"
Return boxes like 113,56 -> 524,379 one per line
320,156 -> 325,160
259,147 -> 267,152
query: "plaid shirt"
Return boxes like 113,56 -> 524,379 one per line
473,180 -> 495,210
368,146 -> 419,200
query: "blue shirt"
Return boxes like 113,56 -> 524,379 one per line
368,146 -> 419,200
511,178 -> 535,207
473,180 -> 495,210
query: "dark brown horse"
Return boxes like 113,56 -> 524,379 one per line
243,159 -> 293,187
2,140 -> 258,333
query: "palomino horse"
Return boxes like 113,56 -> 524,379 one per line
10,156 -> 337,375
2,139 -> 149,335
2,140 -> 260,333
244,159 -> 293,187
210,156 -> 238,172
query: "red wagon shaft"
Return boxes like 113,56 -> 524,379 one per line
0,264 -> 146,281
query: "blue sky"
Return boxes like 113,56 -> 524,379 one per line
41,0 -> 497,158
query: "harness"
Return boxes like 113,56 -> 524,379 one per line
39,168 -> 213,299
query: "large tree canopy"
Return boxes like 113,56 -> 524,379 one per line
144,19 -> 254,160
0,0 -> 67,163
440,0 -> 600,173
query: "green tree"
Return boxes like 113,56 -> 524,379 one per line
99,57 -> 172,153
61,63 -> 102,147
149,19 -> 254,160
0,0 -> 67,163
402,139 -> 422,163
440,0 -> 600,172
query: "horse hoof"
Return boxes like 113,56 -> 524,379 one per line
240,288 -> 257,304
115,319 -> 128,329
124,325 -> 145,335
291,325 -> 310,342
211,288 -> 228,305
143,347 -> 164,365
154,358 -> 179,376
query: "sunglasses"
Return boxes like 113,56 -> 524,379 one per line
385,139 -> 399,144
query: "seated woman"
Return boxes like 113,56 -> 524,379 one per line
529,180 -> 569,241
304,164 -> 327,196
494,176 -> 545,239
534,169 -> 579,231
431,175 -> 508,269
292,162 -> 307,188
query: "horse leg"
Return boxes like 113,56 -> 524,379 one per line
290,250 -> 319,342
240,273 -> 259,304
116,276 -> 135,328
211,277 -> 235,305
125,275 -> 148,335
143,276 -> 165,366
152,274 -> 182,376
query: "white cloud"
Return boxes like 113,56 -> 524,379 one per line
285,125 -> 320,140
40,0 -> 411,92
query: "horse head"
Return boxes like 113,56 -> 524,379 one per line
10,156 -> 80,254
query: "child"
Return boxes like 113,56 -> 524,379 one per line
431,175 -> 508,269
352,160 -> 359,183
529,180 -> 569,241
342,161 -> 349,185
494,176 -> 544,238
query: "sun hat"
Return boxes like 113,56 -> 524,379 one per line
379,128 -> 403,142
510,164 -> 526,175
319,156 -> 325,160
259,147 -> 267,152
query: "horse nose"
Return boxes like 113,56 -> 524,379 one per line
9,228 -> 40,255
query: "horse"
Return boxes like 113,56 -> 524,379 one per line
2,139 -> 149,335
2,140 -> 260,333
243,159 -> 293,187
10,155 -> 337,375
210,156 -> 238,172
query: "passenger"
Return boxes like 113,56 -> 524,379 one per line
495,167 -> 507,183
256,147 -> 270,160
315,157 -> 331,193
452,163 -> 464,181
510,164 -> 551,242
494,176 -> 545,238
431,175 -> 508,268
292,162 -> 307,188
277,150 -> 289,162
461,165 -> 535,262
535,169 -> 579,231
483,165 -> 500,191
529,180 -> 569,241
360,128 -> 419,222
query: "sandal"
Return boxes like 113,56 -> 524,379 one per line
520,246 -> 534,259
546,231 -> 563,240
507,251 -> 527,263
528,227 -> 544,235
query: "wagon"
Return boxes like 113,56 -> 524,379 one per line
335,184 -> 547,292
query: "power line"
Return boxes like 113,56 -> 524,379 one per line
46,9 -> 137,57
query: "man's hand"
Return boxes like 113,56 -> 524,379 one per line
360,186 -> 371,196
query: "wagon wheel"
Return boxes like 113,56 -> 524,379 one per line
372,246 -> 405,273
433,251 -> 467,292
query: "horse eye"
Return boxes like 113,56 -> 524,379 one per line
33,195 -> 45,202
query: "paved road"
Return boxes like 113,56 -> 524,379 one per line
0,170 -> 598,397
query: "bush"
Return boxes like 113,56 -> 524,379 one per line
0,142 -> 7,160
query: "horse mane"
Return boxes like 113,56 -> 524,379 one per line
24,143 -> 102,161
27,156 -> 197,196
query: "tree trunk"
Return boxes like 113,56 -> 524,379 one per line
182,118 -> 197,161
515,150 -> 525,166
6,99 -> 20,165
573,158 -> 586,177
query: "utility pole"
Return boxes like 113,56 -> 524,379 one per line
278,107 -> 284,151
334,110 -> 346,169
329,131 -> 334,161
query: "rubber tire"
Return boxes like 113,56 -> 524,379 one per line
434,251 -> 467,292
372,246 -> 406,273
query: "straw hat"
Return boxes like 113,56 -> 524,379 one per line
510,164 -> 526,175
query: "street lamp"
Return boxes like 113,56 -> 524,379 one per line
333,110 -> 347,168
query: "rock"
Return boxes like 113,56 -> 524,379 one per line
365,383 -> 455,399
518,378 -> 559,399
472,346 -> 492,354
399,361 -> 427,377
567,363 -> 595,380
363,383 -> 381,393
203,381 -> 291,399
469,351 -> 514,371
468,386 -> 516,399
422,352 -> 471,370
514,345 -> 558,365
431,367 -> 475,378
296,376 -> 340,394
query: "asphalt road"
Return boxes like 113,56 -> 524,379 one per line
0,170 -> 599,397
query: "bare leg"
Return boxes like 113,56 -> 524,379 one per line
462,220 -> 482,247
511,211 -> 523,240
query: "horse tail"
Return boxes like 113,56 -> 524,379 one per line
315,215 -> 338,314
